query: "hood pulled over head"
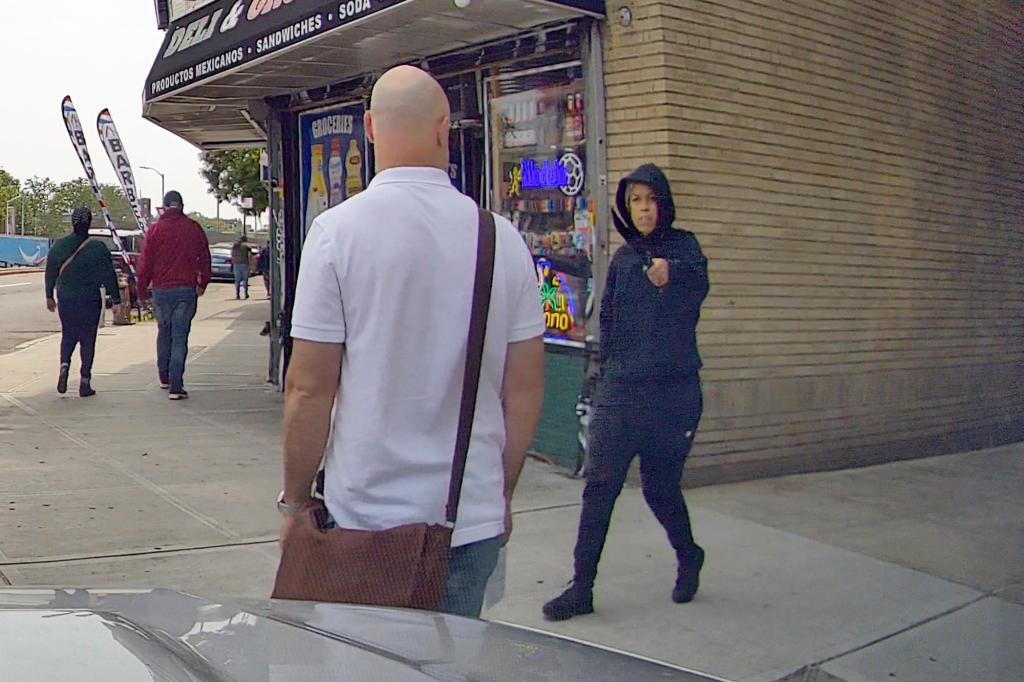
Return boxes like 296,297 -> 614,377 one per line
613,163 -> 676,244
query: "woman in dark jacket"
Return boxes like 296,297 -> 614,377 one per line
44,208 -> 122,397
544,164 -> 710,621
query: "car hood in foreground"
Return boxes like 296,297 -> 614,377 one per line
0,589 -> 726,682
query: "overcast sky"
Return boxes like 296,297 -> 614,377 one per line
0,2 -> 241,219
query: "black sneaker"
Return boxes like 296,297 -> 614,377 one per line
57,363 -> 70,394
79,377 -> 96,398
673,546 -> 705,604
542,582 -> 594,621
169,390 -> 189,401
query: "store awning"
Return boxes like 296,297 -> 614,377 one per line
143,0 -> 605,148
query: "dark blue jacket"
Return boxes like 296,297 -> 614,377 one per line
599,164 -> 709,385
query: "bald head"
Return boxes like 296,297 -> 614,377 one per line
366,66 -> 450,172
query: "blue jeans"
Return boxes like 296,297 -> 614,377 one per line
152,287 -> 198,392
233,264 -> 250,297
441,536 -> 502,618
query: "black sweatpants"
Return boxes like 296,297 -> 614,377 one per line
573,374 -> 703,588
58,292 -> 102,379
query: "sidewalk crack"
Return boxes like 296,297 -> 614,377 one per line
0,537 -> 277,569
778,593 -> 991,681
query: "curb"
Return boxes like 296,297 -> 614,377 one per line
0,268 -> 43,277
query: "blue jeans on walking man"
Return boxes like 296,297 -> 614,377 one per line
152,287 -> 198,393
440,536 -> 502,618
233,263 -> 250,299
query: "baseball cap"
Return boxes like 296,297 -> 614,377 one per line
163,190 -> 184,208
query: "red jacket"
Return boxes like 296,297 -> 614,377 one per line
137,209 -> 212,296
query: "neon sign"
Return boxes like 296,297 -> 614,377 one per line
508,164 -> 522,198
521,159 -> 569,190
511,154 -> 585,198
536,259 -> 577,335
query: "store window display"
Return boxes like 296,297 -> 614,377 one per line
489,64 -> 593,347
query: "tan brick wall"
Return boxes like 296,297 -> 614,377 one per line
602,0 -> 1024,479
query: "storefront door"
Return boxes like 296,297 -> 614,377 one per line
442,74 -> 485,203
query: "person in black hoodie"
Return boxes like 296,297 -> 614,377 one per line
44,208 -> 122,397
543,164 -> 709,621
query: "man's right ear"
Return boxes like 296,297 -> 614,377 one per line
364,111 -> 375,144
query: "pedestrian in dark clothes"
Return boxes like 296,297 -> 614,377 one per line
44,208 -> 122,397
257,243 -> 270,298
543,164 -> 710,621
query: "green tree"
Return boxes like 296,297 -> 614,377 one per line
44,179 -> 136,233
199,149 -> 268,217
0,171 -> 138,237
188,211 -> 243,234
0,167 -> 19,194
21,176 -> 59,236
100,184 -> 137,229
0,168 -> 21,230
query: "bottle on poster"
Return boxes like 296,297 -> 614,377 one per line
345,139 -> 364,198
328,138 -> 345,206
306,144 -> 330,232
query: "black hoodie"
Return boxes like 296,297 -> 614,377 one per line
598,164 -> 709,388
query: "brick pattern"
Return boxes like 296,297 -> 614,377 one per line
602,0 -> 1024,475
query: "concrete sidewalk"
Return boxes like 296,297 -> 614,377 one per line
0,287 -> 1021,681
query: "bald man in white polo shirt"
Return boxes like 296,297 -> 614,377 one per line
279,65 -> 546,618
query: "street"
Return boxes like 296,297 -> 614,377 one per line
0,271 -> 61,355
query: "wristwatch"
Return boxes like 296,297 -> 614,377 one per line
276,491 -> 303,516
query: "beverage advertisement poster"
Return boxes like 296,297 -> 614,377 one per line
299,103 -> 367,238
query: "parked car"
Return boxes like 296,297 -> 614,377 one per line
211,242 -> 264,280
88,228 -> 144,303
88,228 -> 143,272
210,244 -> 236,282
0,589 -> 726,681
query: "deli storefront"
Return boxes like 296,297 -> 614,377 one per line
146,0 -> 609,469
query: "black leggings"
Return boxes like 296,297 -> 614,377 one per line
573,374 -> 704,588
58,293 -> 102,378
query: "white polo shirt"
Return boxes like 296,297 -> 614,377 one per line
291,166 -> 545,547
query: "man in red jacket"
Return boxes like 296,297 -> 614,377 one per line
137,191 -> 212,400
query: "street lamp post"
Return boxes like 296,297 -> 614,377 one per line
139,166 -> 166,200
0,185 -> 16,235
3,193 -> 24,236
